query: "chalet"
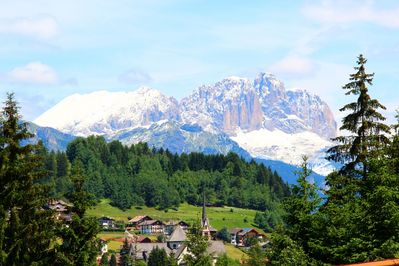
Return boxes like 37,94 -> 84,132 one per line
139,220 -> 165,234
230,228 -> 265,247
98,216 -> 116,229
43,199 -> 73,223
229,228 -> 242,245
164,220 -> 190,235
127,215 -> 152,230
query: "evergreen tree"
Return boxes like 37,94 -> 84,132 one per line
147,246 -> 170,266
327,54 -> 390,180
120,238 -> 133,266
359,112 -> 399,259
55,162 -> 100,265
100,252 -> 109,266
215,227 -> 230,243
265,229 -> 313,266
109,253 -> 117,266
283,156 -> 321,253
0,93 -> 57,265
243,243 -> 266,266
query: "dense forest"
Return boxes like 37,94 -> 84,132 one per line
40,136 -> 290,211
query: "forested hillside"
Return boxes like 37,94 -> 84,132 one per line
41,136 -> 290,211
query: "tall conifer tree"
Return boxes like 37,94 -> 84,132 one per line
0,93 -> 56,265
327,54 -> 390,179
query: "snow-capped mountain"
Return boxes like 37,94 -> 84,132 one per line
34,87 -> 179,137
34,72 -> 338,176
180,73 -> 336,139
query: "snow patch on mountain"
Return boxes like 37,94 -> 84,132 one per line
231,128 -> 334,175
34,87 -> 180,136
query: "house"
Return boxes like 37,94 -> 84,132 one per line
98,216 -> 116,229
229,228 -> 242,245
129,237 -> 225,266
139,220 -> 165,234
230,228 -> 265,247
43,199 -> 73,223
167,225 -> 186,250
127,215 -> 152,230
165,220 -> 190,235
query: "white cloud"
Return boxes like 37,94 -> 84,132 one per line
302,0 -> 399,28
270,55 -> 316,76
0,17 -> 59,40
5,62 -> 59,85
119,69 -> 152,85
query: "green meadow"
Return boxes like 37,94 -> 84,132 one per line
88,199 -> 260,230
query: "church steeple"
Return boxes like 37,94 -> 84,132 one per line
201,190 -> 207,226
201,190 -> 211,240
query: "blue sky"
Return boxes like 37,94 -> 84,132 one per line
0,0 -> 398,124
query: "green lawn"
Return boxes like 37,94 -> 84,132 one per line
88,199 -> 260,230
224,244 -> 248,261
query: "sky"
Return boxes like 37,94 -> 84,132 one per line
0,0 -> 398,125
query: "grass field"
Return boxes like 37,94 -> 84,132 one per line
88,199 -> 260,230
224,244 -> 248,261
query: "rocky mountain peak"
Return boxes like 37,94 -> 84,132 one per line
181,73 -> 337,139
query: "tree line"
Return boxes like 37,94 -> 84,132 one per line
40,135 -> 290,212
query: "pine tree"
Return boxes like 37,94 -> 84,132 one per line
243,243 -> 266,266
359,111 -> 399,260
120,238 -> 133,266
109,253 -> 117,266
0,93 -> 57,265
283,156 -> 321,253
147,246 -> 170,266
327,54 -> 390,180
100,252 -> 109,266
55,162 -> 100,265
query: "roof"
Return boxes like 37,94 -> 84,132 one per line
139,220 -> 164,226
238,228 -> 259,235
229,228 -> 242,234
168,225 -> 187,242
136,236 -> 152,243
48,199 -> 73,207
340,259 -> 399,266
128,215 -> 152,223
131,243 -> 172,260
174,244 -> 187,258
99,216 -> 114,221
178,221 -> 189,226
206,241 -> 226,256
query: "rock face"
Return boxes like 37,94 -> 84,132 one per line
180,73 -> 337,139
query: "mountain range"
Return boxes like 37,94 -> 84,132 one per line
32,72 -> 338,182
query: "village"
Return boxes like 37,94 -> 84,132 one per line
46,198 -> 268,265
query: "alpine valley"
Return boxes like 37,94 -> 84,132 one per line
33,72 -> 338,183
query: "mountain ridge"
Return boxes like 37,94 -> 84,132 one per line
33,72 -> 338,175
